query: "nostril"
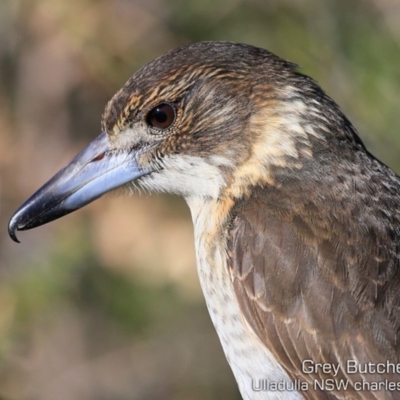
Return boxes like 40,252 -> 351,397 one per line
91,152 -> 105,162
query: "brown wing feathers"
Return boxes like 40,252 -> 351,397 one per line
227,177 -> 400,399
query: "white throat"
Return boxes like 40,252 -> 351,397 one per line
186,197 -> 302,400
139,154 -> 228,198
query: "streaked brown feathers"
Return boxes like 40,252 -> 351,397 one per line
227,158 -> 400,399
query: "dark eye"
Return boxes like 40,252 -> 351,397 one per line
146,103 -> 176,130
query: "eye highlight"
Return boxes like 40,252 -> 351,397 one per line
146,103 -> 176,130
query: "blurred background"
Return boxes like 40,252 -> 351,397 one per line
1,0 -> 400,399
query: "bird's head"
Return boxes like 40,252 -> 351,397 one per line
8,41 -> 356,242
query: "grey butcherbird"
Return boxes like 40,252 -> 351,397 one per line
9,42 -> 400,399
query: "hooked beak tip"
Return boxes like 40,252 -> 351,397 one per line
8,218 -> 21,243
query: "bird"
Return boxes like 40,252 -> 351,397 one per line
8,41 -> 400,400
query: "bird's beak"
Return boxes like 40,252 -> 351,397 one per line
8,132 -> 151,242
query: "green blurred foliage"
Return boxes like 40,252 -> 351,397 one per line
0,0 -> 399,399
